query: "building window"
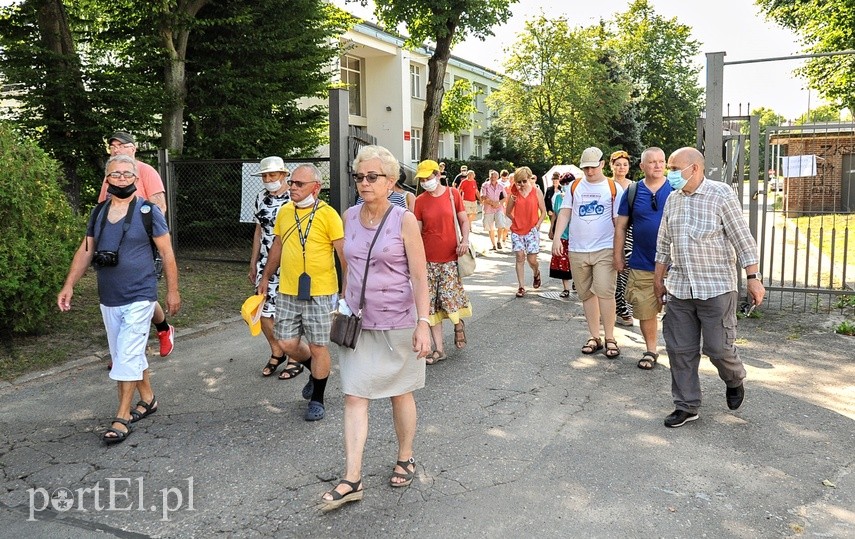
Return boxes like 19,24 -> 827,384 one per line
438,138 -> 445,159
474,137 -> 483,158
340,55 -> 363,116
411,127 -> 422,162
454,137 -> 462,159
410,64 -> 422,99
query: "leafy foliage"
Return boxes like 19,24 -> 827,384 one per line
793,104 -> 852,125
0,122 -> 81,336
440,79 -> 478,134
756,0 -> 855,112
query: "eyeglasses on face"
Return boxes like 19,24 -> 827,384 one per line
108,143 -> 134,150
287,179 -> 318,188
352,172 -> 388,183
515,179 -> 528,185
106,171 -> 136,179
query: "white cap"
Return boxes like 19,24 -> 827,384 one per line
252,156 -> 289,176
579,147 -> 603,168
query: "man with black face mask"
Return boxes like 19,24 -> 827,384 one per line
98,131 -> 176,363
58,154 -> 181,444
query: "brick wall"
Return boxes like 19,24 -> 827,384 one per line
771,133 -> 855,216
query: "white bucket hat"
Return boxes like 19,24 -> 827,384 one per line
252,156 -> 289,176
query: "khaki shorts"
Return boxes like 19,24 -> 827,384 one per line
625,269 -> 661,320
568,248 -> 616,301
464,200 -> 478,218
482,211 -> 501,230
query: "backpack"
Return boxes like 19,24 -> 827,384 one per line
91,199 -> 162,277
624,181 -> 638,226
569,177 -> 617,204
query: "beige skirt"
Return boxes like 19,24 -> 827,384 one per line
338,327 -> 426,399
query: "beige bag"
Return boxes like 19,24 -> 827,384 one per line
449,188 -> 476,278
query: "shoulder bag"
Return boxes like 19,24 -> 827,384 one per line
330,205 -> 394,349
449,187 -> 476,278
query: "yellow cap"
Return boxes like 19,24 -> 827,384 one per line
240,294 -> 265,336
415,159 -> 440,179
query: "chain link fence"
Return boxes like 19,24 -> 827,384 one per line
166,158 -> 331,262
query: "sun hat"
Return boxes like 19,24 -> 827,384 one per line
241,294 -> 265,336
252,156 -> 289,176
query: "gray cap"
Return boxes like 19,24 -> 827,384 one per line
108,131 -> 135,145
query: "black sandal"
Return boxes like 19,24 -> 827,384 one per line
262,355 -> 285,377
130,396 -> 158,423
321,479 -> 363,511
278,360 -> 304,380
581,337 -> 602,354
390,457 -> 416,488
559,289 -> 570,298
102,417 -> 133,444
637,352 -> 658,370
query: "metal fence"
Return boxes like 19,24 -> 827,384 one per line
165,157 -> 331,262
758,122 -> 855,312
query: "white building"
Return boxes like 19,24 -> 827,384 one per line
322,20 -> 504,165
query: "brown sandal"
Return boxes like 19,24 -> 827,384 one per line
425,350 -> 447,365
604,338 -> 620,359
533,270 -> 542,289
516,287 -> 526,297
454,321 -> 466,349
581,337 -> 603,354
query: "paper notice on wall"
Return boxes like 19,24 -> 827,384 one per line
780,155 -> 817,178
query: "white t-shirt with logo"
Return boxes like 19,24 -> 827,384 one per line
560,179 -> 624,253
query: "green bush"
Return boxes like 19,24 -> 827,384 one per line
0,122 -> 81,335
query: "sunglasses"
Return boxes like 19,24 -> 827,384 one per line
287,179 -> 318,188
515,180 -> 528,185
352,172 -> 388,183
610,150 -> 629,162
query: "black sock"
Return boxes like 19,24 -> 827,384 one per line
310,375 -> 328,404
300,355 -> 313,372
154,320 -> 169,333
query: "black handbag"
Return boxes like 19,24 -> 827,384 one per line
330,205 -> 393,349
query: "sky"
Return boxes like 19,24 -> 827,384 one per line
333,0 -> 823,121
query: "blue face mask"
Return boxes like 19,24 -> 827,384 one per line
667,166 -> 691,190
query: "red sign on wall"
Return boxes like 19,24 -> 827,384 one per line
403,131 -> 411,141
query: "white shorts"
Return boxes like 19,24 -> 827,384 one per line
101,300 -> 155,381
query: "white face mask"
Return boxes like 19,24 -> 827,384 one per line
264,181 -> 281,192
420,178 -> 439,192
294,194 -> 315,208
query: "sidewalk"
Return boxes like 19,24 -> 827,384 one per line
0,226 -> 853,538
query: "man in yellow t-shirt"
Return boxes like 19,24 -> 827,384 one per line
259,164 -> 344,421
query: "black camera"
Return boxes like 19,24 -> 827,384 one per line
92,250 -> 119,268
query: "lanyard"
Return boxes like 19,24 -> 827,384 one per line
294,200 -> 321,272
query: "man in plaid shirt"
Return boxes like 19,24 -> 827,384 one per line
654,147 -> 766,428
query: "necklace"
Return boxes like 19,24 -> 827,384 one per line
362,203 -> 388,225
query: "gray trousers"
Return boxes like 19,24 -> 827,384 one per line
662,291 -> 746,413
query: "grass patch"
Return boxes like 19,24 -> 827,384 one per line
0,259 -> 247,381
792,213 -> 853,261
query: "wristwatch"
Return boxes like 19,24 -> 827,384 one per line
746,272 -> 762,280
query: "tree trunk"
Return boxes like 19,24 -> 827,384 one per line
420,19 -> 458,161
159,0 -> 210,155
36,0 -> 86,210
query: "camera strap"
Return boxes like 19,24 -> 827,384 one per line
95,197 -> 138,252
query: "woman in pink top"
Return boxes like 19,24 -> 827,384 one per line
321,145 -> 431,511
505,166 -> 547,297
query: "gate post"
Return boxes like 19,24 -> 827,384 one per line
705,52 -> 725,181
329,88 -> 350,217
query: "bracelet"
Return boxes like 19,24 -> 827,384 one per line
418,317 -> 430,325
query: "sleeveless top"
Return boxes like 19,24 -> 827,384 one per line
343,205 -> 415,330
510,187 -> 540,234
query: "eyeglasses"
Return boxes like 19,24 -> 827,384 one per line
108,143 -> 134,150
287,179 -> 318,188
651,194 -> 658,212
352,172 -> 388,183
515,180 -> 528,185
106,171 -> 136,179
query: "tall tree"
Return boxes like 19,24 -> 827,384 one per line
794,103 -> 851,125
371,0 -> 516,160
609,0 -> 704,154
756,0 -> 855,112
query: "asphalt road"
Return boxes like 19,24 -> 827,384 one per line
1,225 -> 853,538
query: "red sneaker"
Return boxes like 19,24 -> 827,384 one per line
157,325 -> 175,357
